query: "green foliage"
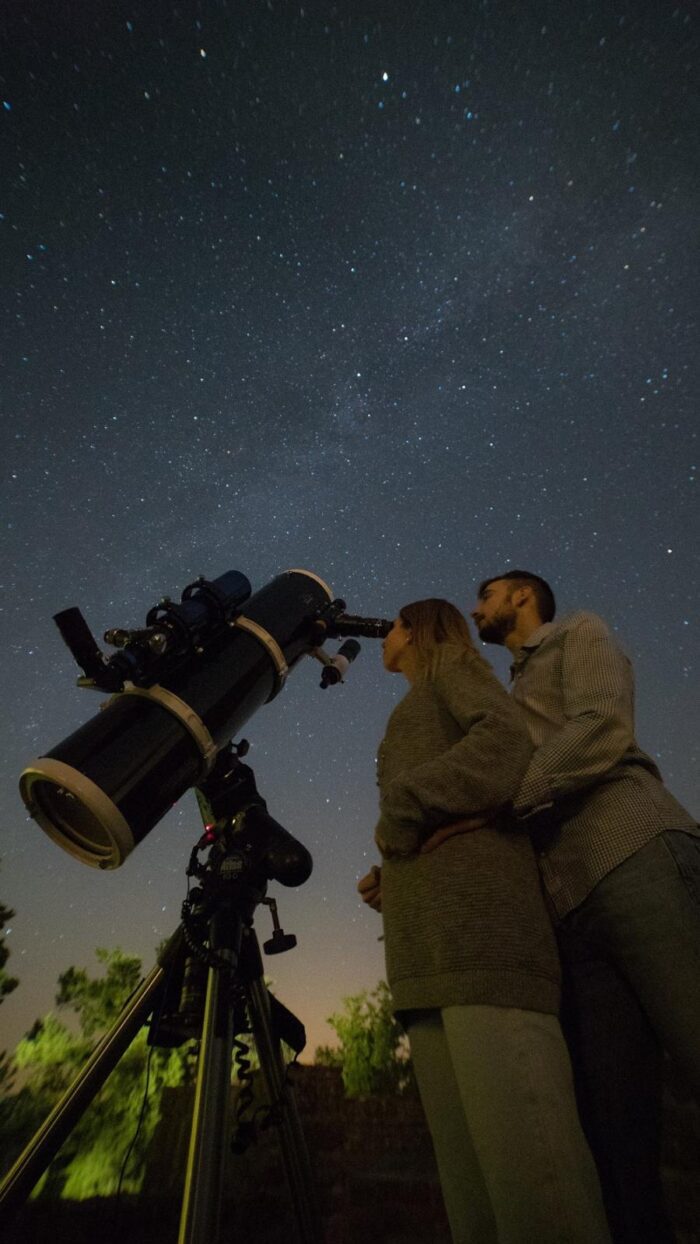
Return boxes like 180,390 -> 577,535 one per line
1,948 -> 197,1200
0,870 -> 19,1104
55,945 -> 142,1037
318,981 -> 413,1099
314,1044 -> 343,1069
14,1014 -> 92,1096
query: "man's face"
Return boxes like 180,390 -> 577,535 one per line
471,580 -> 518,646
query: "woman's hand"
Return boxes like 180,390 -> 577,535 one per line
358,865 -> 382,912
420,813 -> 490,853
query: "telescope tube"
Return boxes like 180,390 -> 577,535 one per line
19,570 -> 333,869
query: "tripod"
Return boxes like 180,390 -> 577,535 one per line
0,748 -> 324,1244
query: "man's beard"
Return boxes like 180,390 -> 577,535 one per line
477,606 -> 517,645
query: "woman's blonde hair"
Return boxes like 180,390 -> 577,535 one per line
399,598 -> 490,679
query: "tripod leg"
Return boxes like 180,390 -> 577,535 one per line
247,975 -> 323,1244
178,911 -> 241,1244
0,959 -> 168,1227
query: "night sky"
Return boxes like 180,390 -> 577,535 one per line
1,1 -> 698,1062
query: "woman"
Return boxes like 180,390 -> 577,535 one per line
359,599 -> 609,1244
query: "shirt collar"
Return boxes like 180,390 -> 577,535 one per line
509,622 -> 555,680
520,621 -> 555,653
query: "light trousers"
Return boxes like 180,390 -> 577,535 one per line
406,1005 -> 610,1244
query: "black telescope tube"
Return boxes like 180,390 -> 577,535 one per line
327,614 -> 392,640
19,570 -> 333,870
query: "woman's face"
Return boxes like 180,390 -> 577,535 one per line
382,617 -> 412,673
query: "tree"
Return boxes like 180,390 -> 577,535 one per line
2,948 -> 196,1199
316,981 -> 413,1099
0,873 -> 19,1104
0,884 -> 19,1008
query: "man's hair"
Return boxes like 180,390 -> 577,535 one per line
477,571 -> 556,623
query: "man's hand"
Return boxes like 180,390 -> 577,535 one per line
421,814 -> 490,854
358,865 -> 382,912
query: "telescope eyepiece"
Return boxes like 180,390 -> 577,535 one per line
324,613 -> 392,640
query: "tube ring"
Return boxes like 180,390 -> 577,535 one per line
233,617 -> 288,697
119,684 -> 218,775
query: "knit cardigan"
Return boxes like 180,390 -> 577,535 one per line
376,648 -> 561,1016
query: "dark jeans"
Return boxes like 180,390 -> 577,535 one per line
557,830 -> 700,1244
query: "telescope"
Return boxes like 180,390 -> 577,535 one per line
19,569 -> 391,871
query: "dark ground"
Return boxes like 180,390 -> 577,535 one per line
3,1063 -> 699,1244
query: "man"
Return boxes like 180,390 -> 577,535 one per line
467,571 -> 700,1244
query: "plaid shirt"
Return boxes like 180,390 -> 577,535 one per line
510,611 -> 698,919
